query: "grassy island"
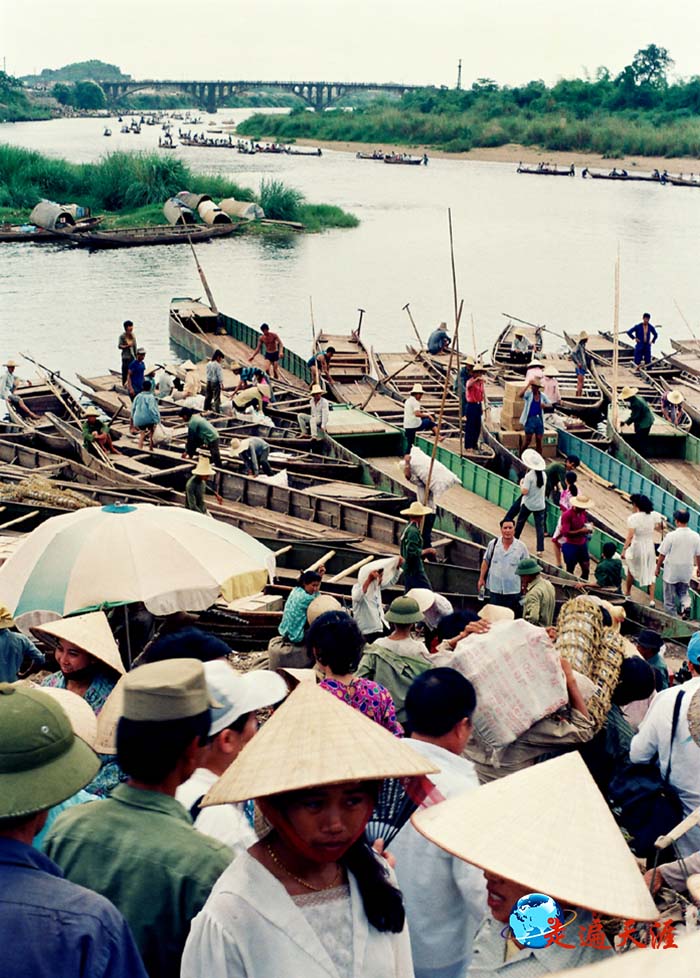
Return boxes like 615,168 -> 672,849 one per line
0,145 -> 359,232
238,47 -> 700,160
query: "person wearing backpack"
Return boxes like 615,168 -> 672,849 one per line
628,632 -> 700,858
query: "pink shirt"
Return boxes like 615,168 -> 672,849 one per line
543,377 -> 561,403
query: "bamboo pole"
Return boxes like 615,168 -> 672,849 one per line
359,350 -> 423,411
305,549 -> 336,572
402,303 -> 424,349
611,248 -> 621,430
187,233 -> 218,315
423,298 -> 464,505
328,554 -> 374,583
673,298 -> 698,340
273,545 -> 293,557
0,510 -> 40,531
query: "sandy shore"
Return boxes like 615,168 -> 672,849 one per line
252,134 -> 698,173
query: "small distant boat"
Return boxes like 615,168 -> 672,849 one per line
581,167 -> 662,183
356,151 -> 385,161
0,216 -> 103,243
287,147 -> 322,157
663,173 -> 700,188
384,154 -> 425,166
103,128 -> 112,137
63,223 -> 241,250
517,162 -> 575,176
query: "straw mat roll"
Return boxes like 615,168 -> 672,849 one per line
203,681 -> 438,806
412,752 -> 658,922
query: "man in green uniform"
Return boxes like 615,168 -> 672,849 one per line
180,406 -> 222,466
516,557 -> 556,627
44,658 -> 232,978
545,454 -> 580,501
400,501 -> 436,591
185,454 -> 222,515
620,386 -> 654,438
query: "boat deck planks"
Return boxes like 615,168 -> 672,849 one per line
652,460 -> 700,501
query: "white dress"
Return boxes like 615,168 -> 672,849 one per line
625,511 -> 660,586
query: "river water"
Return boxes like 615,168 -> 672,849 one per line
1,108 -> 700,381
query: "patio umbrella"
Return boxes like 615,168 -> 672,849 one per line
0,503 -> 276,629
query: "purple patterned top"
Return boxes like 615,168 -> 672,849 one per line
320,677 -> 404,737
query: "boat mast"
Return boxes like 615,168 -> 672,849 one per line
611,247 -> 621,430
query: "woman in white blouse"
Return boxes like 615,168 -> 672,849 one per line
622,493 -> 665,605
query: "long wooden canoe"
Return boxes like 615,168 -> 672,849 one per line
0,216 -> 103,243
65,224 -> 241,250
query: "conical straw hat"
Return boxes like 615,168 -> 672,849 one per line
93,676 -> 125,755
37,686 -> 98,748
32,611 -> 125,676
548,930 -> 700,977
412,752 -> 658,921
202,680 -> 438,806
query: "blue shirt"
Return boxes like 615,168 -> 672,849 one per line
0,837 -> 148,978
484,537 -> 529,595
427,329 -> 449,354
0,629 -> 45,682
519,388 -> 551,425
128,359 -> 146,394
627,321 -> 658,344
131,391 -> 161,428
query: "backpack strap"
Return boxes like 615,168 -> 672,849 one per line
189,794 -> 205,822
664,690 -> 685,783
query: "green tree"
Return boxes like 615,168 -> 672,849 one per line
51,82 -> 74,105
72,80 -> 105,109
631,44 -> 674,87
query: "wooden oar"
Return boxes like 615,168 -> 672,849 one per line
328,555 -> 375,583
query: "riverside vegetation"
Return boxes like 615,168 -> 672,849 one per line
238,45 -> 700,160
0,145 -> 358,232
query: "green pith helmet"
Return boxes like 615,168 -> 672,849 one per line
385,596 -> 424,625
0,684 -> 99,820
515,557 -> 543,577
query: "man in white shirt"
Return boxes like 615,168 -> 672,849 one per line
629,632 -> 700,857
403,383 -> 438,450
176,661 -> 288,855
656,509 -> 700,619
391,669 -> 487,978
298,384 -> 330,445
0,359 -> 39,419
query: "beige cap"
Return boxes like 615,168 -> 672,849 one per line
38,686 -> 98,748
307,594 -> 342,626
202,680 -> 438,805
666,389 -> 684,405
0,606 -> 15,630
32,611 -> 125,676
478,604 -> 515,623
620,386 -> 638,400
310,384 -> 325,396
401,500 -> 433,517
412,752 -> 658,921
548,930 -> 700,977
192,455 -> 215,477
410,383 -> 425,394
122,658 -> 218,722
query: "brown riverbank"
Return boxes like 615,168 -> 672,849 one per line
261,135 -> 700,173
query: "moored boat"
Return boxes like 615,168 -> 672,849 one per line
581,167 -> 662,182
517,162 -> 575,176
0,216 -> 103,243
64,224 -> 240,250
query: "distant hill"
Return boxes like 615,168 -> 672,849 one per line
22,60 -> 130,84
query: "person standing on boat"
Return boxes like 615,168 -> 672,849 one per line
518,376 -> 550,456
307,346 -> 335,386
655,509 -> 700,620
0,359 -> 40,420
558,495 -> 595,580
249,323 -> 284,380
427,323 -> 450,355
82,406 -> 119,454
622,492 -> 665,605
619,386 -> 654,439
477,519 -> 529,615
661,389 -> 689,427
403,384 -> 439,451
513,449 -> 547,557
180,407 -> 222,466
570,331 -> 589,397
118,321 -> 137,385
204,350 -> 224,414
627,312 -> 658,368
127,348 -> 147,400
464,364 -> 486,451
130,379 -> 160,451
185,454 -> 222,515
400,501 -> 436,591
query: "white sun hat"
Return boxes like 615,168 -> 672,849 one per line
204,661 -> 288,736
521,448 -> 546,471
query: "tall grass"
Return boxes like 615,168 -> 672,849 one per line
0,144 -> 357,229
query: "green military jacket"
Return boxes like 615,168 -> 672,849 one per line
627,395 -> 654,433
356,643 -> 430,725
522,576 -> 556,627
43,784 -> 231,978
185,475 -> 207,515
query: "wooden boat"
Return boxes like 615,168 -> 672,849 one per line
581,168 -> 662,182
590,361 -> 693,433
517,163 -> 575,176
103,128 -> 112,137
0,216 -> 103,243
664,174 -> 700,188
64,224 -> 240,250
657,373 -> 700,431
384,155 -> 423,166
286,147 -> 322,157
667,340 -> 700,381
356,152 -> 385,161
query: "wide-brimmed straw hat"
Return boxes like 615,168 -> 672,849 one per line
412,751 -> 658,921
521,448 -> 546,471
32,611 -> 125,676
0,684 -> 99,818
192,455 -> 215,477
470,363 -> 486,373
201,680 -> 438,806
666,389 -> 684,405
478,604 -> 515,623
410,383 -> 424,394
548,930 -> 700,977
571,495 -> 594,509
513,329 -> 525,337
527,359 -> 544,368
405,588 -> 437,613
306,594 -> 342,626
5,359 -> 17,367
229,438 -> 249,456
619,386 -> 638,400
543,366 -> 559,377
0,606 -> 16,630
385,596 -> 423,624
37,686 -> 98,748
578,331 -> 589,342
310,384 -> 325,396
401,500 -> 433,518
85,406 -> 100,417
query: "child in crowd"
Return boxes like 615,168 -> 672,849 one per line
595,541 -> 624,592
551,470 -> 578,568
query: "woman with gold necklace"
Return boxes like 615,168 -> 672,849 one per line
182,681 -> 437,978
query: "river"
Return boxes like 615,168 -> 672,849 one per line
1,108 -> 700,381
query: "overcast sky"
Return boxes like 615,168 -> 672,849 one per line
2,0 -> 698,87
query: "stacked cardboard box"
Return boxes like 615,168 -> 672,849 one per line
501,380 -> 525,433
